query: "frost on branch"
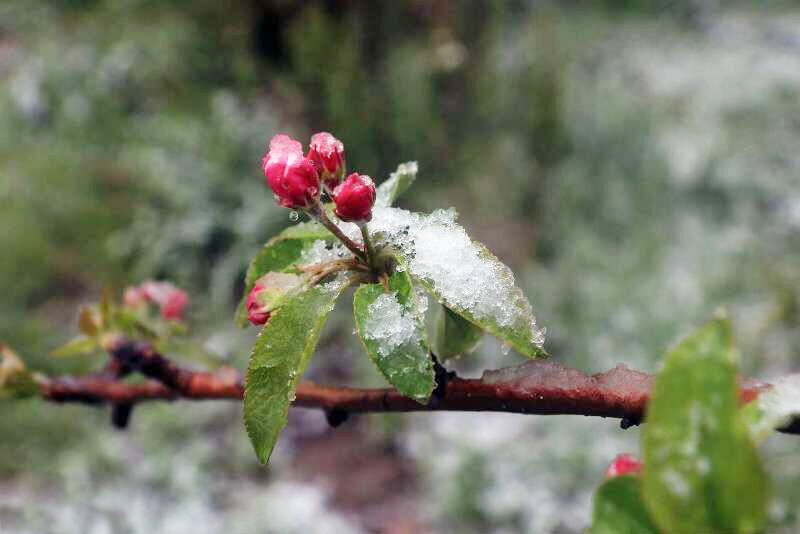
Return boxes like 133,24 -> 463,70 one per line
482,360 -> 652,408
367,206 -> 546,357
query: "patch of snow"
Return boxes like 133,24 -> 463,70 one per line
363,292 -> 420,357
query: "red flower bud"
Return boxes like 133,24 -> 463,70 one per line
161,289 -> 189,320
262,134 -> 320,209
246,283 -> 271,326
245,273 -> 305,327
605,454 -> 643,478
139,281 -> 189,320
333,173 -> 376,222
307,132 -> 345,190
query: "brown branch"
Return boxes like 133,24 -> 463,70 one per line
37,345 -> 797,434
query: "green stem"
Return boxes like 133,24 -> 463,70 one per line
358,222 -> 377,272
308,200 -> 367,261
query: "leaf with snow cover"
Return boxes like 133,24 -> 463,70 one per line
434,305 -> 484,360
642,318 -> 768,534
367,207 -> 545,358
353,270 -> 435,403
375,161 -> 418,208
591,476 -> 659,534
244,279 -> 348,464
236,222 -> 337,326
743,374 -> 800,443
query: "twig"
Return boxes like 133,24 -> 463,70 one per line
36,342 -> 797,435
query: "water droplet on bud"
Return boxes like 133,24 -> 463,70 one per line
287,390 -> 296,402
289,211 -> 300,222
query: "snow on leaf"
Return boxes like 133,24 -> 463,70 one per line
353,271 -> 434,403
367,206 -> 545,357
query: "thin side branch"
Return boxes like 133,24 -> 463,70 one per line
37,342 -> 797,435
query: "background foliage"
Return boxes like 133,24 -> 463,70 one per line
2,0 -> 800,532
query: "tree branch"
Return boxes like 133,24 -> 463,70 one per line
36,341 -> 797,435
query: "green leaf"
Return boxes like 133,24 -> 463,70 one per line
236,225 -> 336,326
244,279 -> 348,464
591,476 -> 660,534
353,270 -> 435,403
50,335 -> 98,357
375,161 -> 418,207
275,221 -> 333,241
742,373 -> 800,443
642,318 -> 769,534
433,304 -> 484,360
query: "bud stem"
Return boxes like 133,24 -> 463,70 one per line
358,223 -> 377,272
308,199 -> 367,262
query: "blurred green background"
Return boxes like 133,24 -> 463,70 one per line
2,0 -> 800,532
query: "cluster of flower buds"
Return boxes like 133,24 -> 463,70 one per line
123,280 -> 189,321
605,453 -> 643,478
262,132 -> 375,222
246,272 -> 304,326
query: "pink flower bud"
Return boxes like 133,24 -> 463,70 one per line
605,454 -> 643,478
139,281 -> 189,320
333,173 -> 376,222
307,132 -> 345,189
160,288 -> 189,320
245,273 -> 304,327
123,286 -> 149,308
246,283 -> 271,325
262,134 -> 320,209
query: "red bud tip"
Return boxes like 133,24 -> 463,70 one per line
605,453 -> 643,478
246,283 -> 271,326
307,132 -> 346,189
262,134 -> 320,209
333,173 -> 376,222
